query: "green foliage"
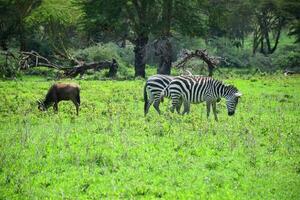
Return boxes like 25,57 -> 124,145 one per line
0,75 -> 299,198
25,0 -> 82,52
205,0 -> 253,39
0,50 -> 20,78
73,43 -> 122,62
0,0 -> 42,50
281,0 -> 300,43
72,42 -> 135,78
272,45 -> 300,69
200,37 -> 299,71
171,0 -> 207,37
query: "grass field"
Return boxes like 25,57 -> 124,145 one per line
0,74 -> 299,199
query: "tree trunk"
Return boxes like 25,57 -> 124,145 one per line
156,0 -> 173,75
156,37 -> 172,75
0,40 -> 8,51
134,34 -> 148,78
19,23 -> 27,51
208,64 -> 214,77
270,28 -> 281,54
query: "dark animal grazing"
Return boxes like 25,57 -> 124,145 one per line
38,83 -> 80,115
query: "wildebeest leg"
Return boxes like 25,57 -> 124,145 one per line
76,104 -> 79,116
206,101 -> 211,119
182,99 -> 190,115
212,102 -> 218,121
71,99 -> 80,115
153,100 -> 161,114
53,102 -> 58,113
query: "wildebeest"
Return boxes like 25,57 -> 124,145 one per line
38,83 -> 80,115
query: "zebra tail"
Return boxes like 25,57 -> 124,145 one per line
159,88 -> 166,103
144,83 -> 148,115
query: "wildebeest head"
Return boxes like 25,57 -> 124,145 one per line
37,99 -> 47,111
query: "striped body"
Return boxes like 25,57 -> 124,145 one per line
144,74 -> 182,115
166,76 -> 241,120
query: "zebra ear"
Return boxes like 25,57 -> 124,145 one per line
235,92 -> 242,97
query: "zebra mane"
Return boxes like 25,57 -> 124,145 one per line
225,84 -> 238,92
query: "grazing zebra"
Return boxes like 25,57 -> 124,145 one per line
163,76 -> 242,121
144,74 -> 183,115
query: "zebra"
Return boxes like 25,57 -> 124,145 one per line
144,74 -> 183,116
162,75 -> 242,121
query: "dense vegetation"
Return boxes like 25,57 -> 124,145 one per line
0,0 -> 300,78
0,73 -> 299,199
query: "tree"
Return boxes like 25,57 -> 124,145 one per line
281,0 -> 300,43
205,0 -> 254,47
26,0 -> 81,58
0,1 -> 16,50
154,0 -> 207,75
252,0 -> 286,54
0,0 -> 42,50
80,0 -> 207,77
79,0 -> 160,78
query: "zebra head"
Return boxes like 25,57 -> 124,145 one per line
224,85 -> 242,116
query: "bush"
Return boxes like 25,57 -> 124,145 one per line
204,37 -> 299,72
272,45 -> 300,70
249,53 -> 273,71
72,42 -> 135,78
0,50 -> 20,79
207,37 -> 251,68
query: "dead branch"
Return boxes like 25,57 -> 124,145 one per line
174,49 -> 222,76
1,50 -> 118,78
19,51 -> 61,70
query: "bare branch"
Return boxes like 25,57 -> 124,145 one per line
173,49 -> 222,76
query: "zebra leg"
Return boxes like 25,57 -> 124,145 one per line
176,98 -> 182,114
182,99 -> 190,115
145,94 -> 155,115
206,101 -> 211,119
170,101 -> 176,113
170,94 -> 180,113
153,100 -> 161,114
212,102 -> 218,121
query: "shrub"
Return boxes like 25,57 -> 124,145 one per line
272,45 -> 300,70
0,50 -> 20,79
72,42 -> 135,78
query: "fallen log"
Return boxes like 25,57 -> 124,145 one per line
63,59 -> 118,77
1,50 -> 119,78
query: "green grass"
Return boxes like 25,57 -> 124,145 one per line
0,74 -> 299,199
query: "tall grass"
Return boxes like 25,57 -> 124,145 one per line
0,74 -> 299,199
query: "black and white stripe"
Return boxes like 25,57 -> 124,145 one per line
144,74 -> 182,115
164,76 -> 242,120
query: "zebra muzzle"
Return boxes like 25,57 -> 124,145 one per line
228,111 -> 235,116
